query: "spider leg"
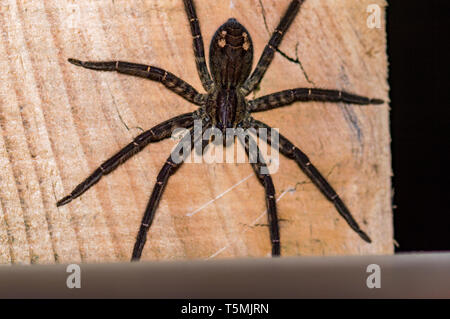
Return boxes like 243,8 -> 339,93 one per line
249,88 -> 384,112
56,112 -> 195,207
183,0 -> 214,92
251,119 -> 372,243
132,124 -> 211,261
241,0 -> 305,96
67,59 -> 206,106
237,132 -> 280,256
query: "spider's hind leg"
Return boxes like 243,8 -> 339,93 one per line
183,0 -> 214,92
241,0 -> 305,96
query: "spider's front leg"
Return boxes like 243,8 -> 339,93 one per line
57,112 -> 195,207
132,123 -> 211,261
237,132 -> 280,256
67,59 -> 206,105
251,119 -> 372,244
249,88 -> 384,112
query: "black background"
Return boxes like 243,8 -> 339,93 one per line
388,0 -> 449,252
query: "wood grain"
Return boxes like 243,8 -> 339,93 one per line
0,0 -> 391,264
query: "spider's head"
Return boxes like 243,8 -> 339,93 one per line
205,87 -> 248,134
209,18 -> 253,89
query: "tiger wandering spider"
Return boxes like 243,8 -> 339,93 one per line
57,0 -> 383,261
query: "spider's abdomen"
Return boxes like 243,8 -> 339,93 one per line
209,18 -> 253,89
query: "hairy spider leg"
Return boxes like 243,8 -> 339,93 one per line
132,124 -> 211,260
67,59 -> 206,106
251,120 -> 372,243
241,0 -> 305,95
249,88 -> 384,112
183,0 -> 214,92
238,133 -> 280,256
57,113 -> 195,207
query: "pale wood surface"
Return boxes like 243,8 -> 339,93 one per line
0,0 -> 391,264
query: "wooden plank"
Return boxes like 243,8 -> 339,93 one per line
0,0 -> 391,264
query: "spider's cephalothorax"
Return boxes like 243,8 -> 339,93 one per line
58,0 -> 383,261
206,18 -> 253,133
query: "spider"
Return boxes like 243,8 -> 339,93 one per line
57,0 -> 383,261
